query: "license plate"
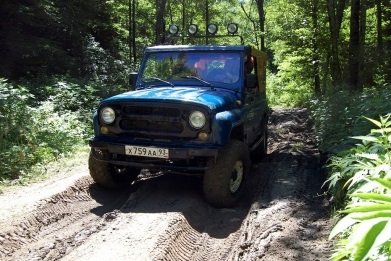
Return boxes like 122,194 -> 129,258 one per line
125,145 -> 169,159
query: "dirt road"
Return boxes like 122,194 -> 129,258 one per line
0,108 -> 332,261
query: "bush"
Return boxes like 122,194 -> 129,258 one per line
325,116 -> 391,260
0,79 -> 92,182
309,85 -> 391,154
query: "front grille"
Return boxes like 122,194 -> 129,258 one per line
123,105 -> 180,117
120,119 -> 183,133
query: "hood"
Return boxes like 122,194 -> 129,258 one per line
102,87 -> 240,112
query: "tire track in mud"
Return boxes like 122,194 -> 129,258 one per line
0,176 -> 133,260
229,108 -> 332,260
122,176 -> 250,261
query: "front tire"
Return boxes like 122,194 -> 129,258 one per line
88,151 -> 139,188
203,140 -> 251,208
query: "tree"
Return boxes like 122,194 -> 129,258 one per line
349,0 -> 361,91
255,0 -> 265,51
327,0 -> 347,87
155,0 -> 168,44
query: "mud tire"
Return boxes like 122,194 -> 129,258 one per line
203,140 -> 251,208
88,151 -> 139,189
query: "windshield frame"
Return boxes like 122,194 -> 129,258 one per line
137,50 -> 243,90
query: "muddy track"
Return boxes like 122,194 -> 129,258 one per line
0,108 -> 332,261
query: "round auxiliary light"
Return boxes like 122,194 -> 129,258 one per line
101,107 -> 115,124
188,24 -> 198,36
207,24 -> 218,35
227,23 -> 238,34
100,126 -> 109,135
169,24 -> 179,35
198,131 -> 210,141
189,111 -> 206,129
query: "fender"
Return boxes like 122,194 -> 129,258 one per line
92,111 -> 99,137
211,109 -> 242,145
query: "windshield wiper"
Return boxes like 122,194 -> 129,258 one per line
144,77 -> 174,87
181,76 -> 211,87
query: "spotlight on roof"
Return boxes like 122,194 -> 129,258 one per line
188,24 -> 198,36
207,24 -> 218,35
169,24 -> 179,35
227,23 -> 238,34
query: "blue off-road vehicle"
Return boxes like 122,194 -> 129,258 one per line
89,25 -> 268,207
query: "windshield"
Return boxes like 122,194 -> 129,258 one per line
140,51 -> 241,87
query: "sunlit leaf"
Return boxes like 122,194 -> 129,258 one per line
352,219 -> 387,261
329,215 -> 358,239
351,193 -> 391,203
369,177 -> 391,191
351,136 -> 378,142
349,211 -> 391,220
342,204 -> 391,213
363,116 -> 382,128
373,219 -> 391,248
357,153 -> 379,160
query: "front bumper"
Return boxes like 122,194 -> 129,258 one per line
89,139 -> 219,174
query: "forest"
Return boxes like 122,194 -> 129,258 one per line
0,0 -> 390,260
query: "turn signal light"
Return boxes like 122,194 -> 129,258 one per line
100,126 -> 109,134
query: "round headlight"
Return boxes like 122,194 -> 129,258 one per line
189,111 -> 206,129
207,24 -> 218,35
101,107 -> 115,124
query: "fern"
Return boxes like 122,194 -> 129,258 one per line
328,116 -> 391,260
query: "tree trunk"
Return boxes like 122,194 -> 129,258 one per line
349,0 -> 361,91
326,0 -> 347,87
359,0 -> 367,87
155,0 -> 167,45
255,0 -> 265,51
376,0 -> 383,63
312,0 -> 321,96
132,0 -> 137,65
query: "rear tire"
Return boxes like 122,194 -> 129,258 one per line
203,140 -> 251,208
88,151 -> 139,188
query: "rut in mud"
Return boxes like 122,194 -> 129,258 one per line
0,108 -> 332,261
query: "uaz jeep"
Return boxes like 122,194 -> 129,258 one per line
89,26 -> 268,207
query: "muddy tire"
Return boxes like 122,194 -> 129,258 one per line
203,140 -> 251,208
88,151 -> 139,189
251,120 -> 268,162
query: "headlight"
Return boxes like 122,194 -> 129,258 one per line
101,107 -> 115,124
189,111 -> 206,129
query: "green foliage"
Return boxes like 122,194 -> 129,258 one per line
310,85 -> 391,154
0,79 -> 92,183
267,69 -> 314,107
325,116 -> 391,260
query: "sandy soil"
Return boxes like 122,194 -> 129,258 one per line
0,108 -> 333,261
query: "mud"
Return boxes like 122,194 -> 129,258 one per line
0,108 -> 332,261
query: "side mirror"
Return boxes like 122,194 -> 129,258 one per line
246,74 -> 258,89
129,72 -> 138,91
